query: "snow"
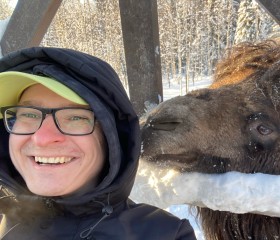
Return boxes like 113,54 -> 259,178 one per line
132,161 -> 280,217
9,0 -> 18,8
131,159 -> 280,240
0,18 -> 10,58
163,76 -> 212,100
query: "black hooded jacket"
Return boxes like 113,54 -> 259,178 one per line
0,47 -> 196,240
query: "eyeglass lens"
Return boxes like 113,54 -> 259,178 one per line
3,107 -> 95,135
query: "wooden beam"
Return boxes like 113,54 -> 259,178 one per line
1,0 -> 62,55
256,0 -> 280,25
119,0 -> 163,116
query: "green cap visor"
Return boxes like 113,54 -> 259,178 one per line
0,71 -> 87,119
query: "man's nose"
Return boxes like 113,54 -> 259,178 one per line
31,115 -> 66,146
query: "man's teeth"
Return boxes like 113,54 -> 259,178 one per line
35,156 -> 72,164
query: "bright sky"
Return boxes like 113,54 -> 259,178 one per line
8,0 -> 17,8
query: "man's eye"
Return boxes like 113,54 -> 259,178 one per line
18,113 -> 40,119
69,116 -> 89,121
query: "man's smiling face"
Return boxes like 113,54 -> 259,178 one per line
9,84 -> 106,196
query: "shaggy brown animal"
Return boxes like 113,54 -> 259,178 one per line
140,40 -> 280,240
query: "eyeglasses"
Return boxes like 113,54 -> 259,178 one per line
0,106 -> 96,136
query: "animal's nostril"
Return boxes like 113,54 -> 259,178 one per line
150,122 -> 181,131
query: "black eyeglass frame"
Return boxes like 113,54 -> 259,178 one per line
0,106 -> 96,136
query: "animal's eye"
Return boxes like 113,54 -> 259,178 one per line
257,125 -> 273,135
150,121 -> 181,131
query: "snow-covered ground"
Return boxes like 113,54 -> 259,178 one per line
163,76 -> 212,100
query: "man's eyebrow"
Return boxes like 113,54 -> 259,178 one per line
18,100 -> 40,106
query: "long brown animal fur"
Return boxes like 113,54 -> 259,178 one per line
210,38 -> 280,89
200,39 -> 280,240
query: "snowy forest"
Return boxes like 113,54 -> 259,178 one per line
0,0 -> 279,92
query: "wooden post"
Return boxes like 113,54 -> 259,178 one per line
119,0 -> 163,116
1,0 -> 62,55
256,0 -> 280,25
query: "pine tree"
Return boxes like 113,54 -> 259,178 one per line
234,0 -> 259,43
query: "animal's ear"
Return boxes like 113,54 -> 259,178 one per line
256,61 -> 280,110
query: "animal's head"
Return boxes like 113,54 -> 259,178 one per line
139,40 -> 280,239
141,40 -> 280,175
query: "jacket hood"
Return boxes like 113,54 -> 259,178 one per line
0,47 -> 141,212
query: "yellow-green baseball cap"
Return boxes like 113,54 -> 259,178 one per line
0,71 -> 87,119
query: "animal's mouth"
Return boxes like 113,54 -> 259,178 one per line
142,153 -> 199,172
142,152 -> 232,173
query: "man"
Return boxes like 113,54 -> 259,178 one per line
0,47 -> 196,239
